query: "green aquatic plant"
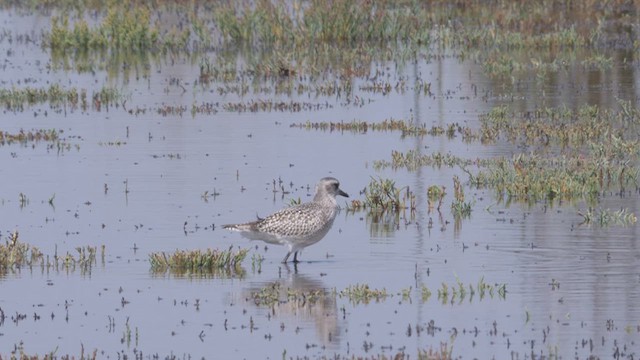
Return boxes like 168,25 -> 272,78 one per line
215,0 -> 430,48
451,176 -> 472,218
374,151 -> 476,171
251,282 -> 324,307
376,102 -> 640,205
0,231 -> 101,274
0,231 -> 42,271
48,8 -> 162,51
356,177 -> 415,213
58,245 -> 98,272
427,185 -> 446,212
421,285 -> 433,302
340,283 -> 389,305
433,277 -> 507,305
0,84 -> 124,111
0,129 -> 60,144
149,246 -> 248,273
473,152 -> 638,203
291,119 -> 471,138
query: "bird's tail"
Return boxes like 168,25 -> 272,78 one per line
222,222 -> 256,232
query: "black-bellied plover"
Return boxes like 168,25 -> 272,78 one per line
223,177 -> 349,263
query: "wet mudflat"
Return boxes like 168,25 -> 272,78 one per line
0,1 -> 639,359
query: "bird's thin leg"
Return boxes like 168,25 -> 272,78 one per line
293,252 -> 299,263
282,251 -> 291,263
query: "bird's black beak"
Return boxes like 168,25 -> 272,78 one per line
339,189 -> 349,198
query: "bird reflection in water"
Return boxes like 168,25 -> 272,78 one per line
238,264 -> 340,348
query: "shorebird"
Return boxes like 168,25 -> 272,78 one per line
223,177 -> 349,263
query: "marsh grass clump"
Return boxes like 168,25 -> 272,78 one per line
251,282 -> 324,308
0,231 -> 43,272
2,343 -> 98,360
0,128 -> 77,154
48,8 -> 162,51
418,343 -> 454,360
377,102 -> 640,205
0,232 -> 100,274
478,104 -> 630,147
0,84 -> 124,112
355,177 -> 415,214
340,283 -> 388,305
215,0 -> 430,48
45,6 -> 199,73
427,185 -> 446,212
374,151 -> 477,172
473,152 -> 638,204
56,245 -> 99,273
149,246 -> 248,274
432,277 -> 507,305
206,0 -> 635,83
291,119 -> 470,139
451,176 -> 472,218
0,129 -> 60,145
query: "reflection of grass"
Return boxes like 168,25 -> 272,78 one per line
578,208 -> 637,227
149,247 -> 248,275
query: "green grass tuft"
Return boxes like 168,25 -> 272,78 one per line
149,246 -> 248,274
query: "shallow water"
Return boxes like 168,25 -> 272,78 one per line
1,6 -> 639,359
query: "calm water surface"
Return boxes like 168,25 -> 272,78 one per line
0,7 -> 639,359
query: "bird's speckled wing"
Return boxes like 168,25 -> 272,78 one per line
255,202 -> 329,238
